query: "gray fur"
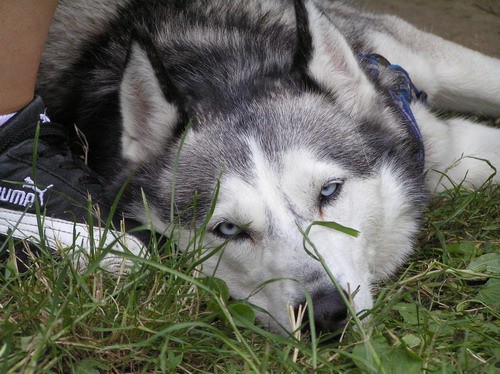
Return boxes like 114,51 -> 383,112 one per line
36,0 -> 500,334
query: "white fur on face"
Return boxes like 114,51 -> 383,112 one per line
191,138 -> 419,333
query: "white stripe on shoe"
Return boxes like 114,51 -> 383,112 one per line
0,207 -> 147,272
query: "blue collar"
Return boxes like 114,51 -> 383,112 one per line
359,53 -> 426,171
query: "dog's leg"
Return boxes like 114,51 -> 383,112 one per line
413,104 -> 500,192
366,15 -> 500,117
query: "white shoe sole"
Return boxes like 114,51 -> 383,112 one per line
0,207 -> 147,272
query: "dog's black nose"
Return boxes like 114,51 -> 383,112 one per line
295,287 -> 349,337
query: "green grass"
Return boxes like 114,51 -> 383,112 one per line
0,180 -> 499,373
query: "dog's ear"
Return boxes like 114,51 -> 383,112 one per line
119,41 -> 185,163
292,0 -> 376,118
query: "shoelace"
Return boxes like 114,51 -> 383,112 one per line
0,120 -> 66,154
2,120 -> 105,193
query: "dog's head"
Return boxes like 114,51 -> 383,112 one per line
115,0 -> 427,335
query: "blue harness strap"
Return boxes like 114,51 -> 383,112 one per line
358,53 -> 427,171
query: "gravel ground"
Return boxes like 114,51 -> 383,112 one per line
359,0 -> 500,58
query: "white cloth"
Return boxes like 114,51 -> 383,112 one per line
0,112 -> 16,126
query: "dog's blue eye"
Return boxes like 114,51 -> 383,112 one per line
214,222 -> 243,238
319,181 -> 343,205
320,181 -> 340,198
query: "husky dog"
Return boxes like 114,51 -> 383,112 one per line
36,0 -> 500,334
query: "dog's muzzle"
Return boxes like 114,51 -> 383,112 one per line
295,286 -> 349,337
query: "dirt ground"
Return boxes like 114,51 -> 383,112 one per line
359,0 -> 500,58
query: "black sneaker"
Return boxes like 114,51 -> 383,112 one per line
0,96 -> 145,271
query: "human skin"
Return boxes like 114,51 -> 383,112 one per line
0,0 -> 57,114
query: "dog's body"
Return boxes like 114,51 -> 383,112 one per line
37,0 -> 500,334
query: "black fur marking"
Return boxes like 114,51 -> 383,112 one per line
290,0 -> 323,92
292,0 -> 312,74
